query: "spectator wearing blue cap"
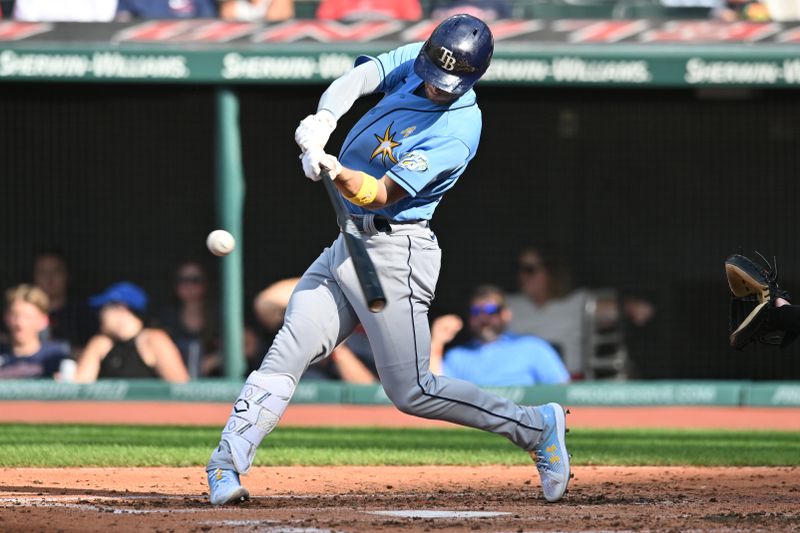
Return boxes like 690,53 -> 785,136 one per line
74,282 -> 189,383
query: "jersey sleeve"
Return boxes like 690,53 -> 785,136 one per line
386,136 -> 471,197
355,42 -> 424,94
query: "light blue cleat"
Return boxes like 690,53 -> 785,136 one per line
207,468 -> 250,506
530,402 -> 571,503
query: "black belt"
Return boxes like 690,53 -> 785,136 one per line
350,215 -> 428,233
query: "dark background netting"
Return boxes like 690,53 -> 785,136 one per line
1,83 -> 798,379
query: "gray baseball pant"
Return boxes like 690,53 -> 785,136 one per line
208,219 -> 544,473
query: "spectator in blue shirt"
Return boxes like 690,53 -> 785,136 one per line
430,285 -> 570,386
0,284 -> 70,379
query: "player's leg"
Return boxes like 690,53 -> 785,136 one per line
207,246 -> 359,504
334,228 -> 570,501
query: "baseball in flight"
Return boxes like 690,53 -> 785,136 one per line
206,229 -> 235,256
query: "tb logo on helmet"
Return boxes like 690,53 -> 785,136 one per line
438,47 -> 456,71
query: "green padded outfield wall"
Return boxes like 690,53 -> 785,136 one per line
2,380 -> 796,407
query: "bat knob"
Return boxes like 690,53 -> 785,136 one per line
368,298 -> 387,313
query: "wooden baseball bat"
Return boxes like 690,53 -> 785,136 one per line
320,167 -> 387,313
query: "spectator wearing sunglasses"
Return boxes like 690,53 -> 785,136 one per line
505,246 -> 586,378
429,285 -> 569,386
507,246 -> 654,378
156,261 -> 220,378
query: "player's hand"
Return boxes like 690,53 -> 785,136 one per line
431,314 -> 463,346
300,149 -> 342,182
295,110 -> 337,152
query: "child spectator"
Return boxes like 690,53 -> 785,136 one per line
0,285 -> 71,379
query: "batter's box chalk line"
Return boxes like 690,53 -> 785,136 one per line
371,509 -> 512,519
202,528 -> 338,533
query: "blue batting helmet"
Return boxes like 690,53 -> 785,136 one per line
413,14 -> 494,96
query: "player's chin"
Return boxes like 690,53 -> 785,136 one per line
425,83 -> 458,104
432,93 -> 458,105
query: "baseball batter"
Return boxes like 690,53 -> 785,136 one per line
207,14 -> 571,505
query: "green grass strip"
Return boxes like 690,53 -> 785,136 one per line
1,424 -> 798,468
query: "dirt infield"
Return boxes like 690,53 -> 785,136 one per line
2,403 -> 799,531
1,466 -> 798,532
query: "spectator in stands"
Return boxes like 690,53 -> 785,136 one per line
115,0 -> 217,19
505,245 -> 587,378
251,278 -> 377,383
718,0 -> 771,20
219,0 -> 294,21
430,0 -> 512,20
0,284 -> 71,379
316,0 -> 422,21
506,245 -> 654,378
74,282 -> 189,382
14,0 -> 117,21
33,250 -> 96,352
157,261 -> 220,378
430,285 -> 570,386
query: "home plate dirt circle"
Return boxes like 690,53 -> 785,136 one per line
0,465 -> 798,532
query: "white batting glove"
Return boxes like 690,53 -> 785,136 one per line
294,110 -> 337,152
300,149 -> 342,182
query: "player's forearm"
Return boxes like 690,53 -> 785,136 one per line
334,167 -> 390,208
317,61 -> 381,120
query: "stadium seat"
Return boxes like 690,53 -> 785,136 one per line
581,289 -> 630,380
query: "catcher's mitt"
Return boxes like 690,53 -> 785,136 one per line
725,252 -> 789,350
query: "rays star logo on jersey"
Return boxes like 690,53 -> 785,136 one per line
399,151 -> 429,172
370,123 -> 401,166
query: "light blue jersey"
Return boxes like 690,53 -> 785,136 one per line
339,43 -> 482,222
